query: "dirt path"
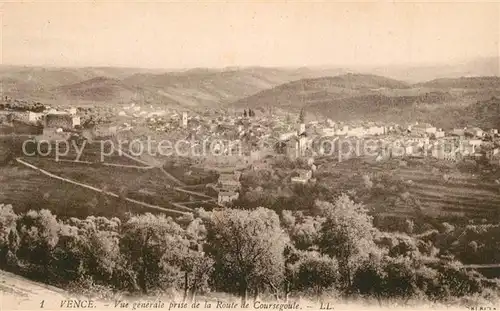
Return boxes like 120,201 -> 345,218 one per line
113,144 -> 186,186
15,158 -> 193,216
0,269 -> 66,310
49,158 -> 154,170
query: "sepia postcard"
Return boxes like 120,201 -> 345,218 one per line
0,1 -> 499,310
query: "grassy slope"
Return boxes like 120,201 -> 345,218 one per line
416,77 -> 500,89
52,77 -> 140,102
232,73 -> 411,109
0,152 -> 188,219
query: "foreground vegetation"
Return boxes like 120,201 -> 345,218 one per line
0,191 -> 498,306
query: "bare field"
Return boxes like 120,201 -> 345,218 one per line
0,165 -> 129,218
0,162 -> 190,219
21,157 -> 193,201
23,141 -> 144,166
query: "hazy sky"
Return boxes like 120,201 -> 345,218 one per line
1,1 -> 499,69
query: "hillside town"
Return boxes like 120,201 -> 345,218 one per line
2,98 -> 500,206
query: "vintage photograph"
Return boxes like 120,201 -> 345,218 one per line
0,1 -> 499,310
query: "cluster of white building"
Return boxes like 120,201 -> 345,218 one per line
320,124 -> 386,137
215,171 -> 242,205
270,116 -> 500,166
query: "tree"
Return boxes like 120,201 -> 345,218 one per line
383,256 -> 420,302
244,110 -> 248,118
180,250 -> 214,302
78,217 -> 122,284
298,109 -> 305,123
283,244 -> 300,302
362,174 -> 373,189
177,218 -> 213,302
354,253 -> 427,304
16,210 -> 60,275
0,204 -> 19,266
294,251 -> 338,300
414,265 -> 442,302
381,233 -> 420,258
120,213 -> 187,294
352,255 -> 387,305
317,194 -> 377,291
6,229 -> 20,268
51,223 -> 84,282
437,261 -> 483,298
282,211 -> 324,251
205,207 -> 288,305
404,219 -> 415,235
50,216 -> 123,286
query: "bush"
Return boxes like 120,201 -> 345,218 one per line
294,252 -> 339,297
437,264 -> 483,298
67,275 -> 120,300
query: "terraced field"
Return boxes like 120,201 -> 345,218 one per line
394,167 -> 500,220
318,157 -> 500,223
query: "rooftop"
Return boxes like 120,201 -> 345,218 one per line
413,123 -> 435,128
219,191 -> 238,196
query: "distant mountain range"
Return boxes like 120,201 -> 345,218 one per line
0,66 -> 349,108
1,56 -> 496,104
0,57 -> 499,127
364,56 -> 500,83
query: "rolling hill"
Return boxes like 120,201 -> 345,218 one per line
0,67 -> 96,94
231,73 -> 412,111
0,65 -> 350,107
0,59 -> 498,116
0,66 -> 162,104
0,67 -> 155,94
230,73 -> 500,128
120,67 -> 351,107
52,76 -> 141,102
122,68 -> 286,107
462,97 -> 500,129
230,73 -> 443,118
307,93 -> 456,123
416,76 -> 500,89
